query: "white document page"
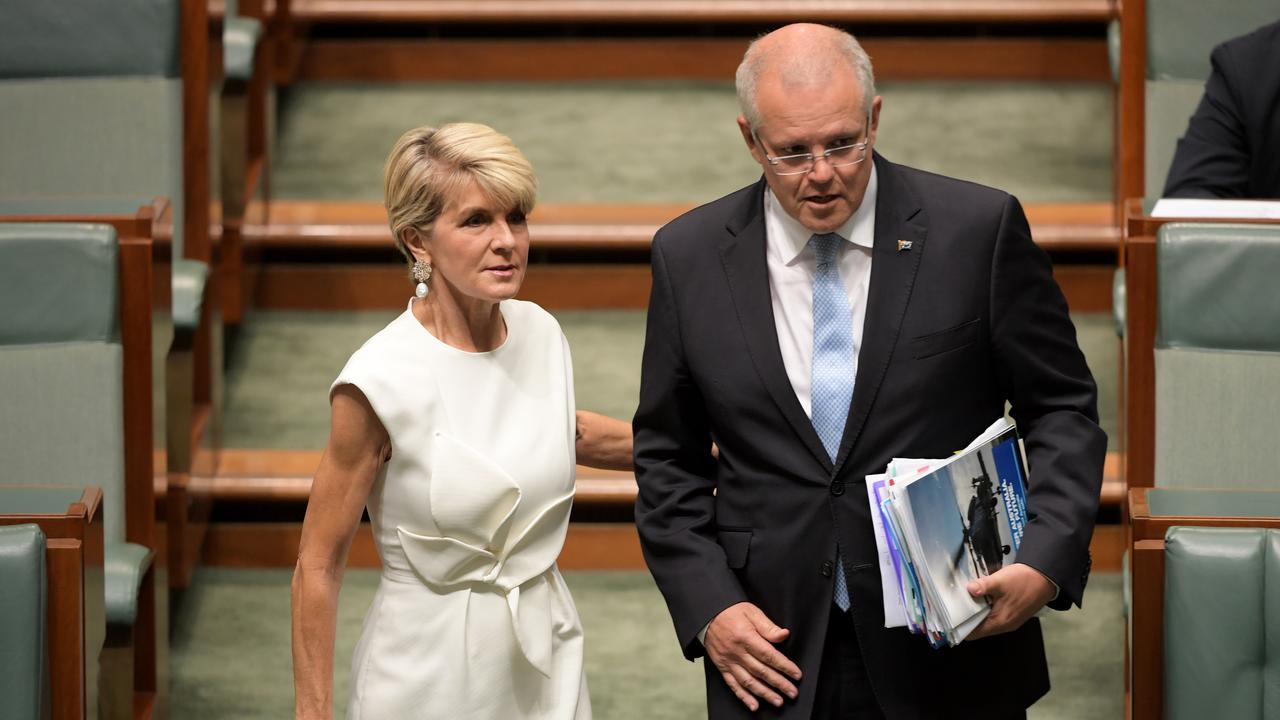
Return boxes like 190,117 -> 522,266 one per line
866,473 -> 908,628
1151,198 -> 1280,219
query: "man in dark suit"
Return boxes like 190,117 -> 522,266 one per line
1163,19 -> 1280,198
633,24 -> 1106,718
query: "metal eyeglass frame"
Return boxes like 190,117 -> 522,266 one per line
752,112 -> 873,176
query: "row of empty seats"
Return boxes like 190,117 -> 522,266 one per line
0,0 -> 274,716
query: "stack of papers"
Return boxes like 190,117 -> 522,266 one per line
866,418 -> 1029,648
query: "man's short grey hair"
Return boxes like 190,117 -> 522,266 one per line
735,27 -> 876,131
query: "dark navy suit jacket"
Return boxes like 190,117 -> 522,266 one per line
634,154 -> 1106,719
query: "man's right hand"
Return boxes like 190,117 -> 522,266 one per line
704,602 -> 802,711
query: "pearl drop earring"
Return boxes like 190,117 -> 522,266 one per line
412,259 -> 432,298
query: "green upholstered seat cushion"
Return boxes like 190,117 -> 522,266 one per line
1163,526 -> 1280,720
105,540 -> 152,626
0,223 -> 118,344
173,259 -> 209,333
0,343 -> 126,543
223,16 -> 262,83
0,77 -> 186,259
1157,224 -> 1280,351
0,524 -> 47,720
0,0 -> 180,79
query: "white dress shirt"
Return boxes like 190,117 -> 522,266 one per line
766,165 -> 878,418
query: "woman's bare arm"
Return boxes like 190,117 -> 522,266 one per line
292,386 -> 388,720
575,410 -> 634,470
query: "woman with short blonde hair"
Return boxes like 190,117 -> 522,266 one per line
292,122 -> 628,720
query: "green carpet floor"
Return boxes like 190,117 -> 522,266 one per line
171,568 -> 1121,719
274,80 -> 1112,205
224,309 -> 1116,450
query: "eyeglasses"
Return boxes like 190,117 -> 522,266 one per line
753,113 -> 872,176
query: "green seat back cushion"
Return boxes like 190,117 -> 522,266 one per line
1154,224 -> 1280,488
0,343 -> 126,543
0,223 -> 118,344
0,524 -> 47,720
1164,526 -> 1280,719
0,0 -> 180,78
0,78 -> 185,258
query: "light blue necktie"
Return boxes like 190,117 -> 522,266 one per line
810,232 -> 856,612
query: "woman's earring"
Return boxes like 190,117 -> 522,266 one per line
413,260 -> 432,298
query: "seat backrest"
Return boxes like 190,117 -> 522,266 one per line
0,224 -> 127,543
1163,526 -> 1280,720
1154,223 -> 1280,488
0,1 -> 187,259
1143,0 -> 1279,195
0,523 -> 49,720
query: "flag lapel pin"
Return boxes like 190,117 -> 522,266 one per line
897,239 -> 913,252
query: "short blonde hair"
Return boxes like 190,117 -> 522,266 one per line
383,122 -> 537,261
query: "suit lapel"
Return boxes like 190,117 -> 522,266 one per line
834,156 -> 927,474
719,180 -> 834,473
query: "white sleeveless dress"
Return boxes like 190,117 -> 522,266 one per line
332,299 -> 591,719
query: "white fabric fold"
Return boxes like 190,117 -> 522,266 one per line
396,432 -> 576,677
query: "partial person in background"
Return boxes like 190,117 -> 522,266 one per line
1163,19 -> 1280,198
291,122 -> 629,720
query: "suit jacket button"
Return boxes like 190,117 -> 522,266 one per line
821,561 -> 833,578
830,480 -> 845,497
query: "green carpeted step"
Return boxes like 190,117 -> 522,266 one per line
223,309 -> 1116,451
273,80 -> 1112,206
169,568 -> 1121,718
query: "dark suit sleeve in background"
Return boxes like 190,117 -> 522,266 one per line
1163,21 -> 1280,199
633,234 -> 747,659
988,195 -> 1107,609
1162,42 -> 1253,198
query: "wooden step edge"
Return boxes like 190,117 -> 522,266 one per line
248,220 -> 1119,253
203,452 -> 1124,506
199,469 -> 639,505
291,0 -> 1117,25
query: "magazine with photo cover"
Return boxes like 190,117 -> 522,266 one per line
868,418 -> 1030,647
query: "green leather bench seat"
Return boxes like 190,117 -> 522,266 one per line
0,523 -> 48,720
1163,526 -> 1280,719
1154,224 -> 1280,489
0,223 -> 152,628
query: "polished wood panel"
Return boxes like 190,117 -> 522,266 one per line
182,0 -> 212,264
203,518 -> 1119,572
1115,0 -> 1146,213
253,200 -> 1118,253
207,450 -> 1120,510
1053,264 -> 1113,313
298,37 -> 1108,82
1122,234 -> 1156,490
289,0 -> 1117,24
254,260 -> 1110,311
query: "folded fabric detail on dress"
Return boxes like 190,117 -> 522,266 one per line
396,431 -> 575,677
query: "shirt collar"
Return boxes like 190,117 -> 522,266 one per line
764,163 -> 878,265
